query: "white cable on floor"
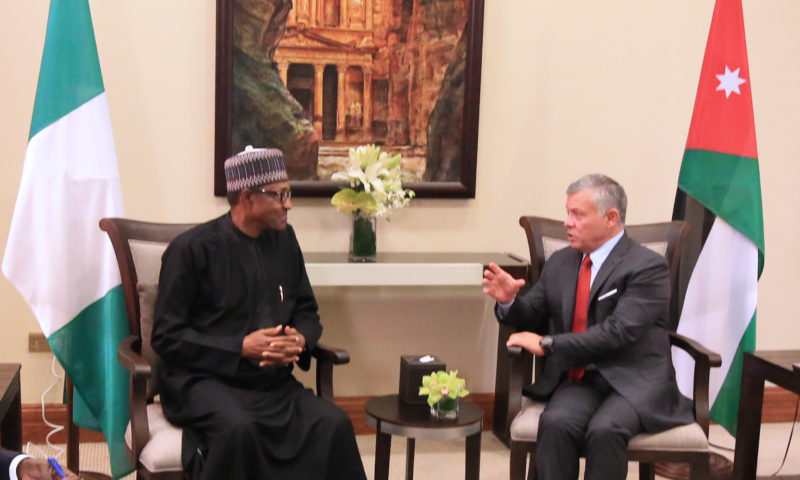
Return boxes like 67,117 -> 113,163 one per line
39,356 -> 66,459
25,440 -> 49,458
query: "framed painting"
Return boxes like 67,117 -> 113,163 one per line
214,0 -> 485,198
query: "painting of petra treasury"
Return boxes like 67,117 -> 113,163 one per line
217,0 -> 484,197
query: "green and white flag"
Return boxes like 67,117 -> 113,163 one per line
672,0 -> 764,435
2,0 -> 132,476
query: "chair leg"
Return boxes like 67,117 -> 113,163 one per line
691,459 -> 710,480
638,462 -> 655,480
510,441 -> 529,480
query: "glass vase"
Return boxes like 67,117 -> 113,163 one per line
349,213 -> 377,262
430,397 -> 460,420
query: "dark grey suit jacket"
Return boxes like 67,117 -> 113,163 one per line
501,233 -> 693,432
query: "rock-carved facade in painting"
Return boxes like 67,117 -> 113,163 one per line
232,0 -> 468,181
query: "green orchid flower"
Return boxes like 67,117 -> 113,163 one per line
330,189 -> 378,214
419,370 -> 470,407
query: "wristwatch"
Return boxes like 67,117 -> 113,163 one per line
539,335 -> 554,355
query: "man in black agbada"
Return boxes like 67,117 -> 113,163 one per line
151,146 -> 367,480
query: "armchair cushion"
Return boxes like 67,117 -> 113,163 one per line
510,397 -> 708,451
124,402 -> 183,473
628,422 -> 708,451
640,241 -> 668,258
130,239 -> 170,285
509,397 -> 546,442
138,282 -> 162,398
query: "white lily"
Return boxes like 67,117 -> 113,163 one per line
330,144 -> 414,218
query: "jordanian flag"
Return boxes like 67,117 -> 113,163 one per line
2,0 -> 132,477
672,0 -> 764,435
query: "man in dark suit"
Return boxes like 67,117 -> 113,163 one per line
483,174 -> 693,480
0,448 -> 78,480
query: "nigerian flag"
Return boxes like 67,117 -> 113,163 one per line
672,0 -> 764,435
2,0 -> 132,477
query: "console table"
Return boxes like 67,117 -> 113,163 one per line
733,350 -> 800,479
0,363 -> 22,451
304,252 -> 528,286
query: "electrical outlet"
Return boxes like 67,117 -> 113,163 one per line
28,332 -> 50,352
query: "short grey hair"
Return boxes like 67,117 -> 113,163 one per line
567,174 -> 627,224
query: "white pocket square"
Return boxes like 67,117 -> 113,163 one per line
598,289 -> 618,301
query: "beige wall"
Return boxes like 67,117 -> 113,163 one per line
2,1 -> 800,402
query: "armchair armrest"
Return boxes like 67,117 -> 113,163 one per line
505,345 -> 534,436
311,343 -> 351,365
118,336 -> 153,376
668,331 -> 722,436
310,343 -> 350,402
668,332 -> 722,366
507,345 -> 525,358
117,336 -> 152,466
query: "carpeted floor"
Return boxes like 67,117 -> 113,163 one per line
28,422 -> 800,479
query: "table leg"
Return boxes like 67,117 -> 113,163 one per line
732,353 -> 764,480
465,431 -> 481,480
406,438 -> 415,480
0,377 -> 22,451
375,430 -> 392,480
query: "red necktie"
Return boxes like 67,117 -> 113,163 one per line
569,255 -> 592,382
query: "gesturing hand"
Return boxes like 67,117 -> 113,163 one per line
482,262 -> 526,304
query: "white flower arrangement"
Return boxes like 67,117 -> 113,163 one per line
330,145 -> 415,218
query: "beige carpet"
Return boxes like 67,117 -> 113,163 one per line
29,423 -> 800,479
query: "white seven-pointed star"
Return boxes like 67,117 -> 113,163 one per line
716,65 -> 747,98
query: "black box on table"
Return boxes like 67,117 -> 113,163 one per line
399,354 -> 446,405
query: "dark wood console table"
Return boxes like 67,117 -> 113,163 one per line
733,350 -> 800,479
0,363 -> 22,451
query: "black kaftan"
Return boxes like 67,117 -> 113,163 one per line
151,213 -> 365,480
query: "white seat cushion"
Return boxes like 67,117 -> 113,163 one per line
509,397 -> 546,442
509,396 -> 708,453
628,422 -> 709,451
124,402 -> 183,472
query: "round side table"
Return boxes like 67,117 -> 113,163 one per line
365,394 -> 483,480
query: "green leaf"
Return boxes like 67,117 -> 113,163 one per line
386,153 -> 402,170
